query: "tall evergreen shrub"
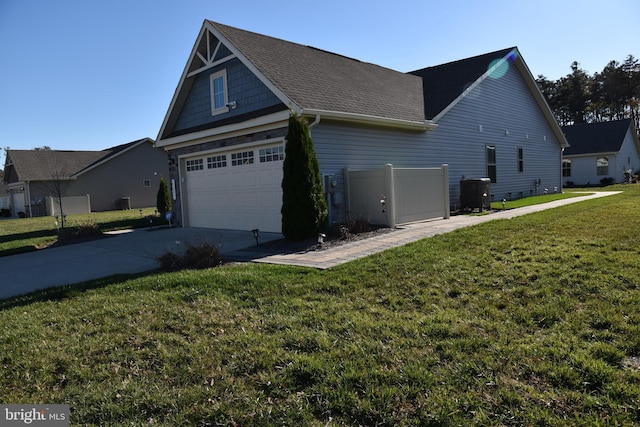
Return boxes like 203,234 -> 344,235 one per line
157,177 -> 172,216
281,112 -> 328,240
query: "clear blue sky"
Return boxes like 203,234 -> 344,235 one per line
1,0 -> 638,167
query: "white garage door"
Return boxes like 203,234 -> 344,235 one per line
184,144 -> 284,232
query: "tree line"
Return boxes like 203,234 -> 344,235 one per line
536,55 -> 639,131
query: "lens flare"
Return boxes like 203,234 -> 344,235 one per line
487,51 -> 518,79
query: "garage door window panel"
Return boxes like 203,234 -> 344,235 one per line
186,158 -> 204,171
259,146 -> 284,163
208,155 -> 227,169
231,151 -> 254,166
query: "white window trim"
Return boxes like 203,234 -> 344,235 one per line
210,69 -> 229,116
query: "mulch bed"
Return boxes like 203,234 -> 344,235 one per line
255,225 -> 396,253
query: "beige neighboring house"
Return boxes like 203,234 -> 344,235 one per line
3,138 -> 169,217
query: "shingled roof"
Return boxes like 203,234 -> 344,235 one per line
6,150 -> 106,182
562,119 -> 634,155
409,47 -> 517,120
209,21 -> 425,124
4,138 -> 153,182
158,21 -> 428,141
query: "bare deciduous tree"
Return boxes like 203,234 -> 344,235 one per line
41,154 -> 73,229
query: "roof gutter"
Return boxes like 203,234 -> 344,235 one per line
300,108 -> 437,131
308,114 -> 321,128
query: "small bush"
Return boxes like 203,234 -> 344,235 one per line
157,251 -> 182,272
57,222 -> 102,243
156,242 -> 223,272
600,177 -> 615,186
182,242 -> 223,269
75,222 -> 102,238
329,217 -> 372,240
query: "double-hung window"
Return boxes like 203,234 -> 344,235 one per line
210,70 -> 228,115
486,145 -> 497,183
596,157 -> 609,176
517,147 -> 524,173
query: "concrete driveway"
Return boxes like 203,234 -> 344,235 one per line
0,227 -> 281,300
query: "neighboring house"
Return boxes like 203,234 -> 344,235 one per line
155,20 -> 568,232
0,181 -> 10,213
3,138 -> 169,217
561,119 -> 640,186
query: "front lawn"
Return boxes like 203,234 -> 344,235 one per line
0,208 -> 166,256
1,186 -> 640,425
489,190 -> 594,210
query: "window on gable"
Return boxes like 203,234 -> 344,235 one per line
143,179 -> 151,187
210,69 -> 228,115
517,147 -> 524,173
486,145 -> 497,183
562,160 -> 571,177
596,157 -> 609,176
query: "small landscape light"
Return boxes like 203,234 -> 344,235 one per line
317,233 -> 326,247
502,198 -> 506,210
252,229 -> 260,245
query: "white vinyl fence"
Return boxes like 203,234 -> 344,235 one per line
345,164 -> 449,227
46,195 -> 91,216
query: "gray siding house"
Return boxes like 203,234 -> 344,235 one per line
3,138 -> 169,217
561,119 -> 640,186
156,20 -> 568,232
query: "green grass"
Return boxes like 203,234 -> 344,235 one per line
0,208 -> 165,256
490,190 -> 595,210
2,186 -> 640,425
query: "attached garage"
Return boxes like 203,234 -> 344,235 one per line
182,142 -> 284,232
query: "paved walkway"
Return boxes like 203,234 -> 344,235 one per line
229,191 -> 619,269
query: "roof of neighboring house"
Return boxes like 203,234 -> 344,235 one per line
4,138 -> 153,183
562,119 -> 634,155
409,47 -> 517,120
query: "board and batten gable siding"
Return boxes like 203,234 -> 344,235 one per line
310,60 -> 563,222
174,57 -> 284,133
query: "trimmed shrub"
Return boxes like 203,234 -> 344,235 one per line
281,112 -> 328,241
157,177 -> 172,216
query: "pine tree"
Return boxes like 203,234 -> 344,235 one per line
281,112 -> 328,240
157,177 -> 171,216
